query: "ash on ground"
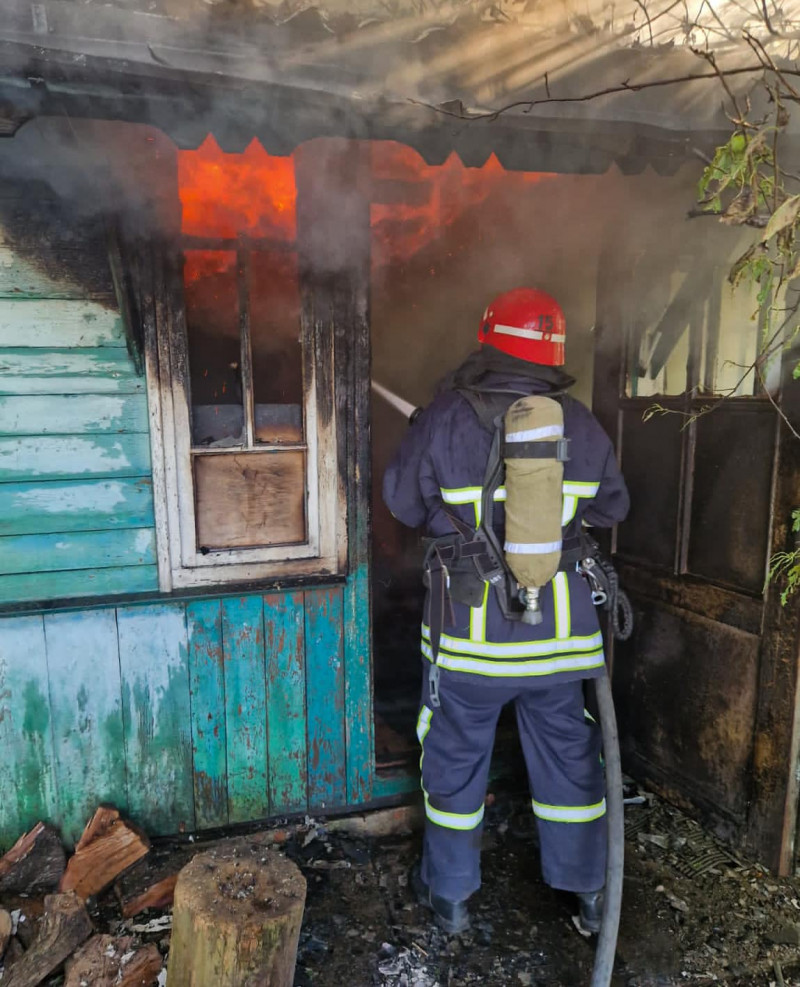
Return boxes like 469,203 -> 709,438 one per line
292,790 -> 800,987
6,787 -> 800,986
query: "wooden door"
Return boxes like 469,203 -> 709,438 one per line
593,245 -> 800,872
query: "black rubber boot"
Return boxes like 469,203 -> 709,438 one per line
411,865 -> 471,935
576,889 -> 604,934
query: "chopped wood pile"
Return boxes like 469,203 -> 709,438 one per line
0,806 -> 316,987
0,806 -> 167,987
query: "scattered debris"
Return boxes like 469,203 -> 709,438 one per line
60,806 -> 150,900
0,824 -> 65,896
129,916 -> 172,935
3,791 -> 800,986
64,935 -> 163,987
2,892 -> 92,987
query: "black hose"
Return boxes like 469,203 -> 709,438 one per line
590,670 -> 624,987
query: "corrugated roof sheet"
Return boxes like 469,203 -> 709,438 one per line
1,0 -> 798,172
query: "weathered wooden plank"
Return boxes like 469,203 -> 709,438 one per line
0,478 -> 155,537
194,451 -> 306,550
0,434 -> 152,482
221,596 -> 268,825
0,615 -> 58,849
43,610 -> 127,845
0,528 -> 156,576
305,587 -> 346,811
343,566 -> 373,806
0,375 -> 144,396
0,246 -> 110,300
0,394 -> 149,436
264,592 -> 307,815
186,599 -> 228,830
0,565 -> 159,605
0,348 -> 138,379
0,300 -> 125,348
117,605 -> 195,836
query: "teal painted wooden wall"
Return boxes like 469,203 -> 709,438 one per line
0,236 -> 158,604
0,579 -> 372,848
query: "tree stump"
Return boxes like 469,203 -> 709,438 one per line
166,840 -> 306,987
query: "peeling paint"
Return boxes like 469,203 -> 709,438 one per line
14,480 -> 129,513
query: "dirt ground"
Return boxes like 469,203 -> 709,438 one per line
4,786 -> 800,987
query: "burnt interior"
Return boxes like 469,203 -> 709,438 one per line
0,120 -> 793,830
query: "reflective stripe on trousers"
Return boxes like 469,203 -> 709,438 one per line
419,668 -> 607,901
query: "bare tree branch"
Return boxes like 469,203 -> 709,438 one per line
408,63 -> 799,122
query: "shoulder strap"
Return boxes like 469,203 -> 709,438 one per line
456,386 -> 524,433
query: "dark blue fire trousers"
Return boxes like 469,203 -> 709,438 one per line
417,668 -> 607,903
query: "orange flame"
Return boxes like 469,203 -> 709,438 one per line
178,135 -> 297,240
178,136 -> 551,266
370,142 -> 551,267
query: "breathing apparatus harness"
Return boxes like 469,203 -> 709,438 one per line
422,384 -> 633,707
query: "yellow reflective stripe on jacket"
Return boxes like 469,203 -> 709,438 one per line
442,481 -> 599,527
469,581 -> 489,643
561,481 -> 600,525
424,794 -> 485,831
421,640 -> 605,677
553,572 -> 571,639
417,705 -> 433,745
422,625 -> 602,658
532,798 -> 607,823
441,486 -> 507,505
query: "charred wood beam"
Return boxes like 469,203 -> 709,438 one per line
745,334 -> 800,874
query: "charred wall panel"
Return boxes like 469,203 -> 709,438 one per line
616,406 -> 683,569
687,405 -> 775,594
614,600 -> 759,830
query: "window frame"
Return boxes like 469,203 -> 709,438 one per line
145,243 -> 345,591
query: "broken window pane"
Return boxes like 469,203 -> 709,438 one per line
625,273 -> 691,397
184,250 -> 244,447
249,250 -> 304,444
705,283 -> 765,397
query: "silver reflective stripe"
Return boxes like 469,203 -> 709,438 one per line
421,626 -> 603,658
553,572 -> 571,639
421,641 -> 605,677
424,794 -> 485,831
494,323 -> 543,340
506,425 -> 563,442
532,798 -> 607,823
494,324 -> 566,344
416,705 -> 433,745
504,540 -> 562,554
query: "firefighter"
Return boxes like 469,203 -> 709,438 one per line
382,288 -> 629,935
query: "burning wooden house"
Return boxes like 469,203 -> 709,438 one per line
0,0 -> 799,877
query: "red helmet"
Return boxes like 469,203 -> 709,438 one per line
478,288 -> 566,365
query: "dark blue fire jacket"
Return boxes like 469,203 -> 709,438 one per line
382,370 -> 630,687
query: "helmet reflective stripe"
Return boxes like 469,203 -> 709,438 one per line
494,323 -> 566,344
532,798 -> 606,823
504,540 -> 563,554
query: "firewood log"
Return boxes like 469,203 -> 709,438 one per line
2,892 -> 92,987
